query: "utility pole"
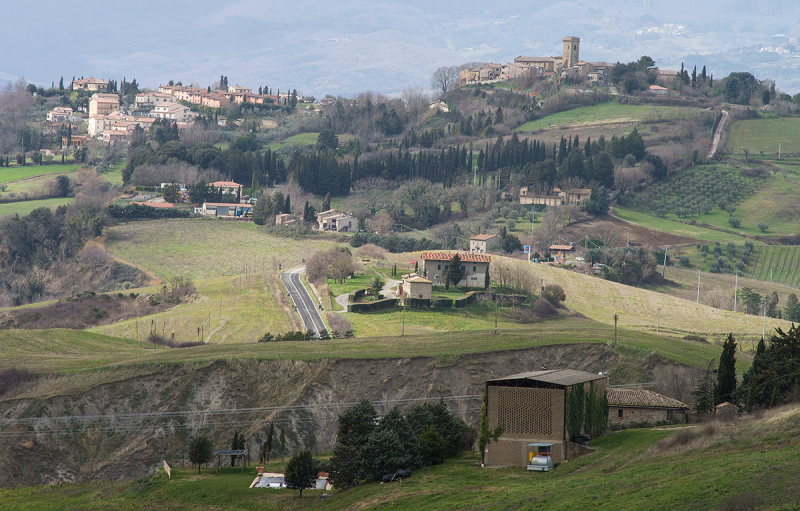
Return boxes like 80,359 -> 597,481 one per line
626,227 -> 630,247
762,297 -> 767,340
734,271 -> 739,312
662,245 -> 669,278
531,208 -> 535,244
402,304 -> 406,337
696,269 -> 701,303
614,314 -> 618,346
656,308 -> 661,335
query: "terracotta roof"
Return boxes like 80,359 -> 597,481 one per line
471,234 -> 499,241
649,85 -> 668,91
489,369 -> 605,386
607,389 -> 689,409
549,245 -> 575,251
420,252 -> 491,263
210,181 -> 242,187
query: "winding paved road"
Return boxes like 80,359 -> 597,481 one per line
281,267 -> 325,336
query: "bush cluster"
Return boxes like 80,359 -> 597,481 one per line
329,399 -> 470,488
107,203 -> 191,219
350,233 -> 441,253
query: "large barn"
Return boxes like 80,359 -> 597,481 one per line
484,369 -> 607,467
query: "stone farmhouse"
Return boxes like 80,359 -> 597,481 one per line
469,234 -> 500,253
316,209 -> 357,232
607,389 -> 689,426
420,252 -> 491,287
519,186 -> 592,207
484,370 -> 607,466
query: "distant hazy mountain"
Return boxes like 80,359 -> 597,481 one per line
3,0 -> 800,96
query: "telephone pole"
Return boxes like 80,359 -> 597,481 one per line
696,269 -> 701,303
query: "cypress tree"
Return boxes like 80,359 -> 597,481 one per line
715,334 -> 737,405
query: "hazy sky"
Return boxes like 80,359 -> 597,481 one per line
3,0 -> 800,96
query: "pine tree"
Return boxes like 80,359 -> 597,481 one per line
283,195 -> 291,214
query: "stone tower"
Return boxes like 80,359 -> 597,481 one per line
562,36 -> 580,69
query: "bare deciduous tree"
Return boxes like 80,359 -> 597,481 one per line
349,177 -> 392,217
401,85 -> 429,122
430,66 -> 459,95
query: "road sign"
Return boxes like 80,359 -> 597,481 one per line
523,246 -> 530,253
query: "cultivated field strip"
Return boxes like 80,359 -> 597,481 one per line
750,245 -> 800,288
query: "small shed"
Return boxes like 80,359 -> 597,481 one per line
400,273 -> 432,299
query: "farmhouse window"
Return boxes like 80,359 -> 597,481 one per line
617,409 -> 623,418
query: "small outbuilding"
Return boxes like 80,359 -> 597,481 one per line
607,388 -> 689,426
400,273 -> 432,299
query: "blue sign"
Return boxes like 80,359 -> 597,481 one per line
523,245 -> 531,253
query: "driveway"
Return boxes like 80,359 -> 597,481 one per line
281,267 -> 326,336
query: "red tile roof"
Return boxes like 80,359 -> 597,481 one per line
470,234 -> 499,241
420,252 -> 491,263
607,389 -> 689,409
549,245 -> 575,251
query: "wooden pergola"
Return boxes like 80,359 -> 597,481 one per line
213,449 -> 249,473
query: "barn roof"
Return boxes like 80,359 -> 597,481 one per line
488,369 -> 605,387
607,389 -> 689,409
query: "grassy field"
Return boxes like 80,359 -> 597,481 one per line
734,174 -> 800,236
346,302 -> 525,337
267,132 -> 319,152
104,219 -> 344,281
4,405 -> 799,510
516,103 -> 702,132
727,117 -> 800,156
0,196 -> 74,217
613,205 -> 745,243
527,262 -> 790,349
90,274 -> 294,345
0,313 -> 725,375
0,163 -> 82,183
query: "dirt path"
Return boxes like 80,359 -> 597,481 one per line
707,110 -> 729,159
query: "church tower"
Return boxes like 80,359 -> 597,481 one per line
562,36 -> 580,69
